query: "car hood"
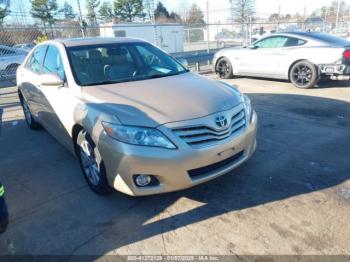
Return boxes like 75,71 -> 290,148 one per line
82,72 -> 242,127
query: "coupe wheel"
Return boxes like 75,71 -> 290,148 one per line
216,57 -> 234,79
76,130 -> 112,195
20,95 -> 41,130
290,61 -> 319,89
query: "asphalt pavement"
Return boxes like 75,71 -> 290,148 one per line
0,76 -> 349,256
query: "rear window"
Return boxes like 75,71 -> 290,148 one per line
284,37 -> 307,47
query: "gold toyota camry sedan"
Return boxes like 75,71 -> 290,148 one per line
16,37 -> 258,196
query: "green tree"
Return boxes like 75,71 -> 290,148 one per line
60,1 -> 75,19
0,0 -> 10,26
87,0 -> 100,25
31,0 -> 59,27
99,1 -> 113,21
114,0 -> 144,22
154,2 -> 169,20
169,11 -> 182,23
284,14 -> 291,21
268,13 -> 279,22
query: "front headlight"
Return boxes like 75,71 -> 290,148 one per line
102,122 -> 176,149
243,95 -> 254,123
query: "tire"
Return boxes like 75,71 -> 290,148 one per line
19,95 -> 41,130
76,129 -> 112,195
289,60 -> 319,89
216,57 -> 234,79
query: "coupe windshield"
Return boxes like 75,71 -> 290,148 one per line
67,42 -> 188,86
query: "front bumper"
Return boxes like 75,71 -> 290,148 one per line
98,111 -> 258,196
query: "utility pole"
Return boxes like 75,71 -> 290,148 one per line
277,5 -> 281,32
336,0 -> 341,29
150,0 -> 158,47
77,0 -> 85,37
249,16 -> 252,45
229,0 -> 234,34
206,1 -> 210,54
303,6 -> 307,30
323,7 -> 328,32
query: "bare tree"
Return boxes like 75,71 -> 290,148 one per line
9,0 -> 29,25
143,0 -> 152,21
229,0 -> 255,23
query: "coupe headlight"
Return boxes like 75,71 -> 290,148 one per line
102,122 -> 176,149
243,95 -> 254,123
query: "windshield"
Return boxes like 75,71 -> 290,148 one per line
67,42 -> 188,86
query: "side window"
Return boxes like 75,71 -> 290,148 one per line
255,36 -> 289,48
42,45 -> 65,80
284,37 -> 307,47
25,45 -> 47,74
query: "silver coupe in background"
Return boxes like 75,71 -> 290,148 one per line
213,32 -> 350,88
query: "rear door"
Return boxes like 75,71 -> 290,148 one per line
239,36 -> 289,77
19,45 -> 48,120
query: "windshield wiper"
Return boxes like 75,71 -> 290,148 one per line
82,79 -> 131,86
148,71 -> 188,79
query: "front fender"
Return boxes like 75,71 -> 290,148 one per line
73,102 -> 121,144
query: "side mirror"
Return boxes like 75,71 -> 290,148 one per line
40,73 -> 64,87
177,58 -> 189,68
248,45 -> 258,49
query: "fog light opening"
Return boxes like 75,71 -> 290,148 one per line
135,175 -> 151,187
133,175 -> 160,188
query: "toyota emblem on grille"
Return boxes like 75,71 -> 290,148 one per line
215,116 -> 228,129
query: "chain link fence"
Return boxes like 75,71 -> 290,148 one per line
0,19 -> 349,81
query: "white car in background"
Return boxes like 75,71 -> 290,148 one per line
14,43 -> 36,51
214,32 -> 350,88
0,45 -> 28,78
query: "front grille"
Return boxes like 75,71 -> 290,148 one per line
188,151 -> 244,179
172,109 -> 246,147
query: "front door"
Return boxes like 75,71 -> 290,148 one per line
239,36 -> 289,78
38,45 -> 74,150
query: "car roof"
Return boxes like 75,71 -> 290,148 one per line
269,32 -> 350,46
53,37 -> 147,47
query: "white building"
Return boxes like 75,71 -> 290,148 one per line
100,23 -> 184,53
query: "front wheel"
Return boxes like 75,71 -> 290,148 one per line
216,57 -> 234,79
20,95 -> 41,130
76,130 -> 112,195
290,61 -> 319,89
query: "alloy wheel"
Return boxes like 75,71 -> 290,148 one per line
291,64 -> 313,88
217,60 -> 230,78
79,140 -> 100,186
